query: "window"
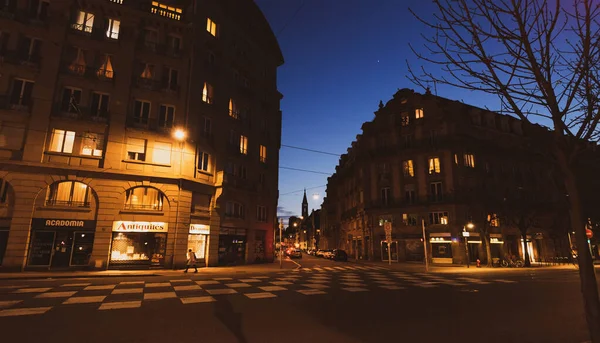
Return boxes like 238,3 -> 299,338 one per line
402,160 -> 414,177
133,100 -> 150,125
0,123 -> 25,150
430,182 -> 443,202
97,54 -> 114,79
207,51 -> 215,65
428,157 -> 441,174
159,105 -> 175,128
144,29 -> 158,49
404,185 -> 416,204
46,181 -> 90,207
72,10 -> 94,33
381,187 -> 391,205
240,135 -> 248,155
124,187 -> 164,211
454,154 -> 459,165
202,83 -> 213,104
415,108 -> 424,119
18,37 -> 41,62
257,206 -> 267,222
225,202 -> 244,218
464,153 -> 476,168
403,135 -> 413,148
228,99 -> 239,118
488,214 -> 500,227
259,173 -> 265,184
140,63 -> 154,79
153,142 -> 171,165
429,211 -> 449,225
164,67 -> 178,91
259,145 -> 267,163
238,165 -> 247,179
60,88 -> 82,113
109,0 -> 123,3
206,18 -> 217,36
202,117 -> 212,137
402,214 -> 418,226
106,19 -> 120,39
29,0 -> 49,20
126,137 -> 146,161
197,151 -> 210,172
81,132 -> 103,157
151,1 -> 182,21
49,129 -> 75,153
90,92 -> 109,117
401,112 -> 410,126
167,35 -> 181,53
225,161 -> 235,175
10,79 -> 34,107
430,130 -> 437,146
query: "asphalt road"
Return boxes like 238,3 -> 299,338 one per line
0,255 -> 590,343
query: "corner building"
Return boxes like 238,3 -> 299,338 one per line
0,0 -> 283,271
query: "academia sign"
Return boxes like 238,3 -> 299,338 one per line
31,218 -> 96,230
112,221 -> 168,233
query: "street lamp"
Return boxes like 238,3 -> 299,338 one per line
171,128 -> 186,269
173,128 -> 186,141
463,222 -> 475,268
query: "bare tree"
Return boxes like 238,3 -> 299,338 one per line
409,0 -> 600,340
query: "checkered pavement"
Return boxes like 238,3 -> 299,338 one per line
0,267 -> 517,317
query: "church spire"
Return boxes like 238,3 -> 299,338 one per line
301,189 -> 308,218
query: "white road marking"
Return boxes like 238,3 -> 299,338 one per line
271,281 -> 293,286
13,287 -> 51,293
63,296 -> 106,304
181,296 -> 216,304
120,281 -> 144,285
341,282 -> 367,287
302,268 -> 312,271
379,285 -> 405,290
169,279 -> 193,283
112,288 -> 143,294
375,281 -> 397,285
145,282 -> 171,288
99,301 -> 142,310
214,277 -> 233,281
0,300 -> 22,309
195,280 -> 220,285
259,286 -> 287,292
143,292 -> 177,300
297,289 -> 326,295
313,267 -> 324,272
252,276 -> 270,279
302,283 -> 329,289
239,279 -> 262,283
342,287 -> 369,292
60,283 -> 91,287
226,283 -> 252,288
245,292 -> 277,299
36,291 -> 77,298
173,285 -> 202,291
494,279 -> 517,284
84,285 -> 116,291
307,279 -> 329,284
205,288 -> 237,295
0,307 -> 52,317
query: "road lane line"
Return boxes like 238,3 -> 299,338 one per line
0,307 -> 52,317
245,292 -> 277,299
181,296 -> 216,304
99,301 -> 142,310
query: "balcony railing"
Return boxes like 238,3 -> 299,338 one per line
123,203 -> 163,211
52,105 -> 109,122
61,63 -> 115,82
4,51 -> 41,68
45,199 -> 90,208
135,77 -> 162,91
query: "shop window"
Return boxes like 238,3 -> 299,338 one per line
124,187 -> 164,211
152,142 -> 171,165
159,105 -> 175,128
428,157 -> 441,174
126,137 -> 146,161
188,233 -> 207,260
106,18 -> 120,39
49,129 -> 75,154
240,135 -> 248,155
429,211 -> 449,225
464,153 -> 476,168
111,232 -> 167,266
402,160 -> 414,177
46,181 -> 90,207
202,83 -> 213,104
197,151 -> 210,173
259,145 -> 267,163
257,205 -> 267,222
72,10 -> 94,33
81,132 -> 103,157
225,201 -> 244,218
206,18 -> 217,36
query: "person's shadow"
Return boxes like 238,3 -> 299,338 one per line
213,297 -> 248,343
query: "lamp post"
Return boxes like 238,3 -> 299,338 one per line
279,218 -> 283,269
463,222 -> 474,268
172,128 -> 186,269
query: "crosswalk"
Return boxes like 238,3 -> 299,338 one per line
0,269 -> 519,317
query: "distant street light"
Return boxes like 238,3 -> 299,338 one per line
173,128 -> 186,141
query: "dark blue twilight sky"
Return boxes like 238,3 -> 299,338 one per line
255,0 -> 503,221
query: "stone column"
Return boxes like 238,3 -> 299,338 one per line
207,189 -> 222,267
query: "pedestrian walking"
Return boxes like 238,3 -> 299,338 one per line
184,249 -> 198,273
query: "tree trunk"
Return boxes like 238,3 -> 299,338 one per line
556,147 -> 600,343
519,227 -> 531,267
482,231 -> 493,267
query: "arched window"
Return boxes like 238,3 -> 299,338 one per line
124,187 -> 164,211
46,181 -> 90,207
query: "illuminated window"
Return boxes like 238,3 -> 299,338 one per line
401,112 -> 410,126
124,187 -> 164,211
81,132 -> 103,157
402,160 -> 414,177
240,135 -> 248,155
428,157 -> 441,174
429,211 -> 449,225
151,1 -> 182,21
109,0 -> 123,3
488,214 -> 500,227
259,145 -> 267,163
464,153 -> 475,168
257,206 -> 267,222
126,137 -> 146,161
133,100 -> 150,125
106,19 -> 120,39
206,18 -> 217,36
202,83 -> 213,104
415,108 -> 424,119
140,63 -> 154,79
46,181 -> 90,207
49,129 -> 75,153
229,99 -> 239,118
197,151 -> 210,172
159,105 -> 175,128
225,202 -> 244,218
454,154 -> 458,164
60,88 -> 82,113
402,214 -> 418,226
72,11 -> 94,33
152,142 -> 171,165
97,54 -> 114,79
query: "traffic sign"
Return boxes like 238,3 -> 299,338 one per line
384,222 -> 392,243
587,228 -> 593,239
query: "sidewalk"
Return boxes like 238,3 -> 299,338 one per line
0,259 -> 300,280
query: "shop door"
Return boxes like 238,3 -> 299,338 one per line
28,231 -> 55,266
71,232 -> 95,266
468,243 -> 480,263
51,231 -> 73,268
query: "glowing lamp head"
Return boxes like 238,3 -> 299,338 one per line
173,129 -> 186,141
466,223 -> 475,229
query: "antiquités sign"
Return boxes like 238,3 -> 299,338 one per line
32,218 -> 96,230
112,221 -> 168,233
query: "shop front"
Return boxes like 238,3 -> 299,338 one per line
109,221 -> 168,269
188,224 -> 209,265
489,234 -> 504,263
218,228 -> 247,266
430,233 -> 453,264
27,218 -> 96,269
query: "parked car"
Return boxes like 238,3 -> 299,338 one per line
323,250 -> 335,259
286,248 -> 302,259
315,250 -> 325,257
332,249 -> 348,261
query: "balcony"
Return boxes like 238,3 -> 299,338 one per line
0,95 -> 33,113
61,63 -> 115,82
4,51 -> 41,69
135,77 -> 162,91
52,105 -> 109,123
16,10 -> 48,26
45,199 -> 90,208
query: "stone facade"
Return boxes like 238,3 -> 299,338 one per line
0,0 -> 283,271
